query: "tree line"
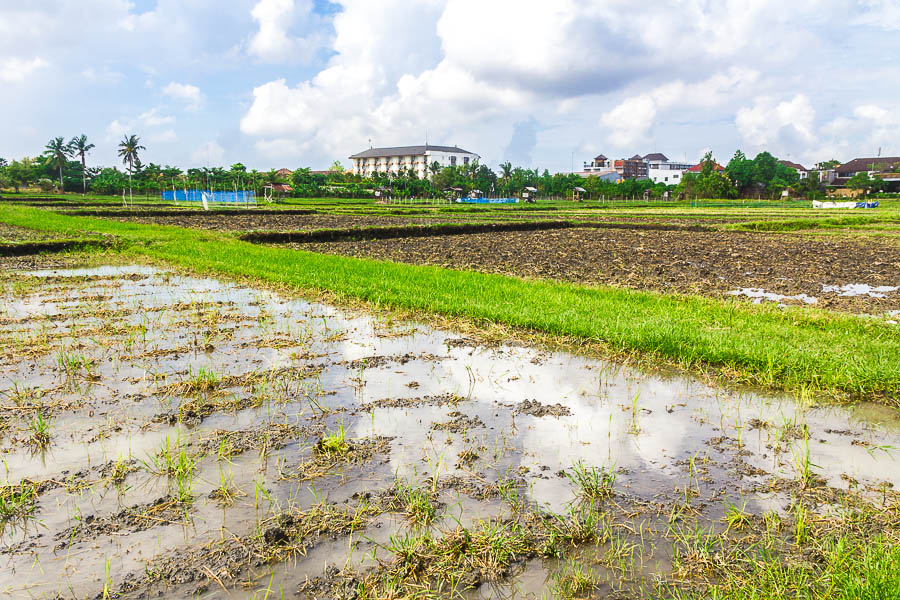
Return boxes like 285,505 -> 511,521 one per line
2,135 -> 886,201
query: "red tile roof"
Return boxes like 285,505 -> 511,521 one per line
686,161 -> 725,173
778,160 -> 808,172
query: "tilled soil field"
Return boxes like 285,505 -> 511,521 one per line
295,227 -> 900,314
0,223 -> 68,242
102,212 -> 446,231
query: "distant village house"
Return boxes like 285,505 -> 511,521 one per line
349,145 -> 480,180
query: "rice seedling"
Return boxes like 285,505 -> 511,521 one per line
102,558 -> 112,600
27,411 -> 52,449
723,494 -> 751,533
551,560 -> 596,599
629,391 -> 641,434
793,501 -> 809,545
566,460 -> 616,501
793,436 -> 821,489
496,476 -> 525,512
316,422 -> 349,456
0,482 -> 38,521
183,365 -> 221,393
393,479 -> 438,526
142,430 -> 197,479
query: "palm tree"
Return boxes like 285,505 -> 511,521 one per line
117,134 -> 145,204
43,137 -> 72,192
500,161 -> 513,196
69,134 -> 95,195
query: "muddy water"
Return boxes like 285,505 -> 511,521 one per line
1,266 -> 899,599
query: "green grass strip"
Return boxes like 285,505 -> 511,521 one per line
2,204 -> 899,400
728,214 -> 900,232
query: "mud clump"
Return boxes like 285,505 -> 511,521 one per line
55,496 -> 190,550
362,392 -> 464,410
197,423 -> 313,458
287,435 -> 395,481
515,398 -> 572,418
431,412 -> 485,434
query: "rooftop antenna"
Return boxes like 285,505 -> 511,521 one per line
878,147 -> 882,157
425,129 -> 428,147
369,138 -> 372,149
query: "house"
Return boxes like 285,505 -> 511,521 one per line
685,161 -> 726,175
777,160 -> 809,179
835,157 -> 900,178
819,156 -> 900,190
614,155 -> 649,179
643,153 -> 695,185
349,144 -> 480,179
582,154 -> 612,173
275,168 -> 293,179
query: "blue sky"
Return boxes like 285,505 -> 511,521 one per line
1,0 -> 898,172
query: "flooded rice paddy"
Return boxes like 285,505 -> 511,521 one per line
2,265 -> 899,598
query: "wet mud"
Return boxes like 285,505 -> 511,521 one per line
2,264 -> 900,598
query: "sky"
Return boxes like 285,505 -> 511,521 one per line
1,0 -> 899,173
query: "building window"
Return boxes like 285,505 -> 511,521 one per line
450,156 -> 457,166
463,156 -> 469,165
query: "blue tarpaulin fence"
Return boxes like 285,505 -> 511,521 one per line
161,190 -> 256,203
453,197 -> 519,204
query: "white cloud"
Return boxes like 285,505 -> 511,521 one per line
1,0 -> 898,170
853,0 -> 900,30
139,108 -> 176,127
148,129 -> 178,143
162,82 -> 205,111
105,107 -> 177,142
600,68 -> 760,147
0,57 -> 48,83
105,119 -> 131,140
191,141 -> 225,166
736,95 -> 816,147
816,103 -> 900,161
81,66 -> 124,82
247,0 -> 328,63
240,0 -> 843,166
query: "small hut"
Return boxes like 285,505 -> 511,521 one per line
263,183 -> 293,202
522,186 -> 538,203
573,186 -> 587,202
374,185 -> 393,202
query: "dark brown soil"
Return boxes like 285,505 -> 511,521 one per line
0,223 -> 63,242
295,228 -> 900,314
103,213 -> 438,232
515,398 -> 572,418
55,496 -> 190,549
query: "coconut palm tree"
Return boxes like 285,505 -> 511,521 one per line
500,161 -> 513,196
117,134 -> 145,204
43,137 -> 72,192
69,134 -> 95,196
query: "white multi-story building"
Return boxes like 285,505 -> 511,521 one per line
349,145 -> 480,179
582,154 -> 612,173
643,153 -> 695,185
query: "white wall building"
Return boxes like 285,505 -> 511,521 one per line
643,153 -> 695,185
349,145 -> 480,179
582,154 -> 612,173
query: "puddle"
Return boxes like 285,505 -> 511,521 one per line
821,283 -> 899,298
2,266 -> 899,598
727,287 -> 818,305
